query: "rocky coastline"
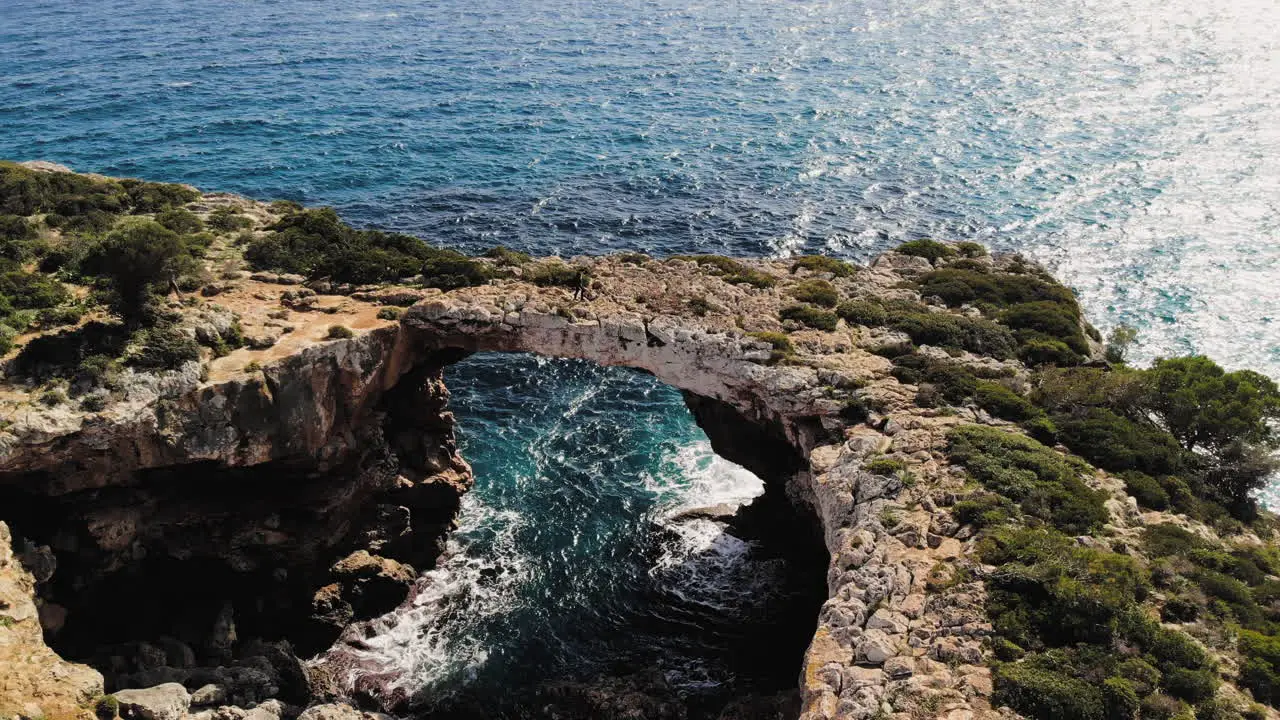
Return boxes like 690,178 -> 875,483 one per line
2,162 -> 1278,720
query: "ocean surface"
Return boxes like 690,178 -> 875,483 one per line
4,0 -> 1280,710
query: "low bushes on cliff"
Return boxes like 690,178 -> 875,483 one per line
246,207 -> 431,284
779,303 -> 838,331
0,161 -> 196,219
747,331 -> 794,364
245,206 -> 507,289
790,254 -> 856,277
841,295 -> 1020,358
976,525 -> 1227,719
948,425 -> 1107,534
668,254 -> 776,288
206,206 -> 254,232
913,263 -> 1092,365
421,248 -> 500,289
786,279 -> 840,307
894,238 -> 955,261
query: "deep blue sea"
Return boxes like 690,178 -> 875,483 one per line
4,0 -> 1280,711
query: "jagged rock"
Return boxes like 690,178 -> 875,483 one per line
191,685 -> 227,708
0,522 -> 104,719
883,656 -> 913,679
856,630 -> 896,665
242,328 -> 279,349
114,684 -> 191,720
296,704 -> 362,720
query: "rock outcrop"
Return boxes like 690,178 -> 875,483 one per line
4,166 -> 1269,720
0,521 -> 104,720
0,248 -> 1005,719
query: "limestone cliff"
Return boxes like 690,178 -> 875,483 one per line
1,164 -> 1276,720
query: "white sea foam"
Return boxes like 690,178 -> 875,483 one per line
328,494 -> 534,695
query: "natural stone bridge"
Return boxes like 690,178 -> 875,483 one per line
1,253 -> 1000,720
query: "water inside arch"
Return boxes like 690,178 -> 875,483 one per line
320,352 -> 828,719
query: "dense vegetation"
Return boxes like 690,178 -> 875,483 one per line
0,163 -> 206,367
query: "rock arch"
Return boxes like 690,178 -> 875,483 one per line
1,273 -> 991,720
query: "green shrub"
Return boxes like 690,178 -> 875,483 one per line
1116,658 -> 1163,696
422,248 -> 500,289
96,695 -> 120,720
787,279 -> 839,307
790,254 -> 856,277
246,207 -> 437,284
890,354 -> 985,404
863,457 -> 907,476
207,206 -> 254,232
0,323 -> 15,355
0,264 -> 70,310
244,360 -> 262,373
1141,524 -> 1209,558
484,245 -> 531,266
128,324 -> 200,370
269,199 -> 303,213
376,306 -> 403,321
1054,408 -> 1185,476
1139,694 -> 1185,720
39,387 -> 66,406
895,239 -> 955,262
614,251 -> 650,265
1020,337 -> 1080,367
1161,597 -> 1200,623
670,255 -> 776,288
993,662 -> 1105,720
839,397 -> 870,424
0,214 -> 36,243
974,381 -> 1043,422
119,177 -> 199,213
836,299 -> 889,327
1163,668 -> 1218,703
1021,415 -> 1059,445
948,425 -> 1108,533
779,303 -> 838,331
1240,630 -> 1280,706
1001,301 -> 1089,353
155,207 -> 204,234
953,493 -> 1017,528
890,310 -> 1018,358
326,325 -> 354,340
954,241 -> 988,258
917,268 -> 1077,310
980,528 -> 1149,648
687,296 -> 714,316
1147,626 -> 1209,672
81,219 -> 200,319
748,331 -> 794,363
524,262 -> 584,288
1102,677 -> 1140,720
1121,471 -> 1170,510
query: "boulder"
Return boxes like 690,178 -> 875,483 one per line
114,683 -> 192,720
297,704 -> 364,720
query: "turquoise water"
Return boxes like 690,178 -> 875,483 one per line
5,0 -> 1280,708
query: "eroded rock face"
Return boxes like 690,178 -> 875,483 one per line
0,327 -> 473,710
0,521 -> 104,720
0,259 -> 1008,720
0,179 -> 1049,720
